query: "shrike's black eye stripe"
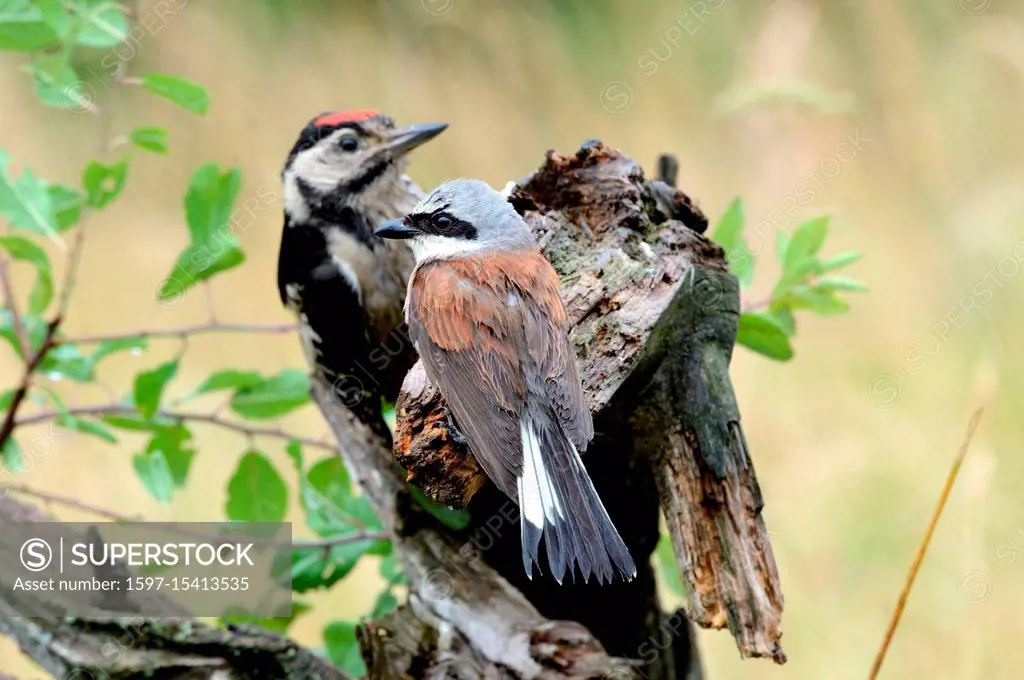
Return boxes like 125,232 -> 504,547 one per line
405,210 -> 478,240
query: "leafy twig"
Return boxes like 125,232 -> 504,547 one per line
0,257 -> 30,357
55,321 -> 297,345
14,403 -> 335,451
866,407 -> 984,680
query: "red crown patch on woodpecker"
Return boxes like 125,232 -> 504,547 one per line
314,109 -> 379,127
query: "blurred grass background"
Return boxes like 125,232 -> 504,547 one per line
2,0 -> 1024,677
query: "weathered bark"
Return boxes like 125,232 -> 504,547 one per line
0,493 -> 348,680
392,143 -> 785,663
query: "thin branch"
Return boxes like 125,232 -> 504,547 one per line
0,318 -> 60,451
3,482 -> 390,549
13,403 -> 335,452
741,296 -> 772,313
2,482 -> 143,521
55,321 -> 297,346
0,258 -> 30,358
866,407 -> 985,680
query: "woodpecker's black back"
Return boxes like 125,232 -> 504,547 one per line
277,110 -> 441,440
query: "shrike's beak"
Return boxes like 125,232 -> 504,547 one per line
383,122 -> 448,157
375,219 -> 422,239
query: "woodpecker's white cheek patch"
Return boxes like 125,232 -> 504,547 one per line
282,172 -> 310,223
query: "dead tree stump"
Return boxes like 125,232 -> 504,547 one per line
392,142 -> 785,666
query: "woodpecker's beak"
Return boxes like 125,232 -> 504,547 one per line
383,122 -> 448,157
375,219 -> 423,240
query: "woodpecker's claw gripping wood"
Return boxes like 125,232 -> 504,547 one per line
393,142 -> 785,665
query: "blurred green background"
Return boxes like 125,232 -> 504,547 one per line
2,0 -> 1024,677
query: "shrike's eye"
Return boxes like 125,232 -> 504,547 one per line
434,215 -> 453,231
338,135 -> 360,152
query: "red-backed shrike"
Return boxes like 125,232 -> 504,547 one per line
375,178 -> 636,584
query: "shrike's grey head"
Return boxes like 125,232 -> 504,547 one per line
373,178 -> 534,261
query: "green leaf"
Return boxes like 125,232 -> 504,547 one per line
775,230 -> 789,263
181,368 -> 261,402
766,303 -> 796,337
82,156 -> 129,209
158,164 -> 245,300
230,369 -> 310,420
371,590 -> 399,618
0,150 -> 60,244
39,343 -> 94,382
285,439 -> 303,471
226,450 -> 288,522
0,0 -> 59,51
132,449 -> 175,502
129,126 -> 169,154
815,276 -> 868,293
57,414 -> 118,444
379,552 -> 406,585
0,234 -> 53,314
302,457 -> 353,536
48,184 -> 84,230
410,486 -> 471,531
0,310 -> 47,358
102,411 -> 176,432
291,545 -> 360,593
323,621 -> 366,677
2,437 -> 22,472
220,601 -> 311,634
184,164 -> 242,245
146,424 -> 195,487
140,73 -> 210,114
35,0 -> 72,39
654,532 -> 685,598
710,198 -> 754,288
133,359 -> 179,418
72,0 -> 128,48
159,244 -> 245,300
783,216 -> 829,274
23,54 -> 90,110
736,312 -> 794,361
820,250 -> 863,273
91,336 -> 147,365
783,286 -> 851,316
0,389 -> 14,411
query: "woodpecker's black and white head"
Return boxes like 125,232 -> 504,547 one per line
282,109 -> 447,227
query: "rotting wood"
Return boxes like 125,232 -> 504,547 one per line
392,142 -> 785,663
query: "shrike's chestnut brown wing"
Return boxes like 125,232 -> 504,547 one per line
406,249 -> 592,493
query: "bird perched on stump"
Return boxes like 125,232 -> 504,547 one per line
277,110 -> 446,438
375,179 -> 636,584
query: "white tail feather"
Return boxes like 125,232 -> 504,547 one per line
519,418 -> 563,527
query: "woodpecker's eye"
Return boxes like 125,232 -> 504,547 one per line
338,135 -> 360,152
433,215 -> 453,231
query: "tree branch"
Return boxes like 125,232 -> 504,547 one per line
0,258 -> 30,358
13,403 -> 335,451
0,317 -> 60,452
54,320 -> 297,346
